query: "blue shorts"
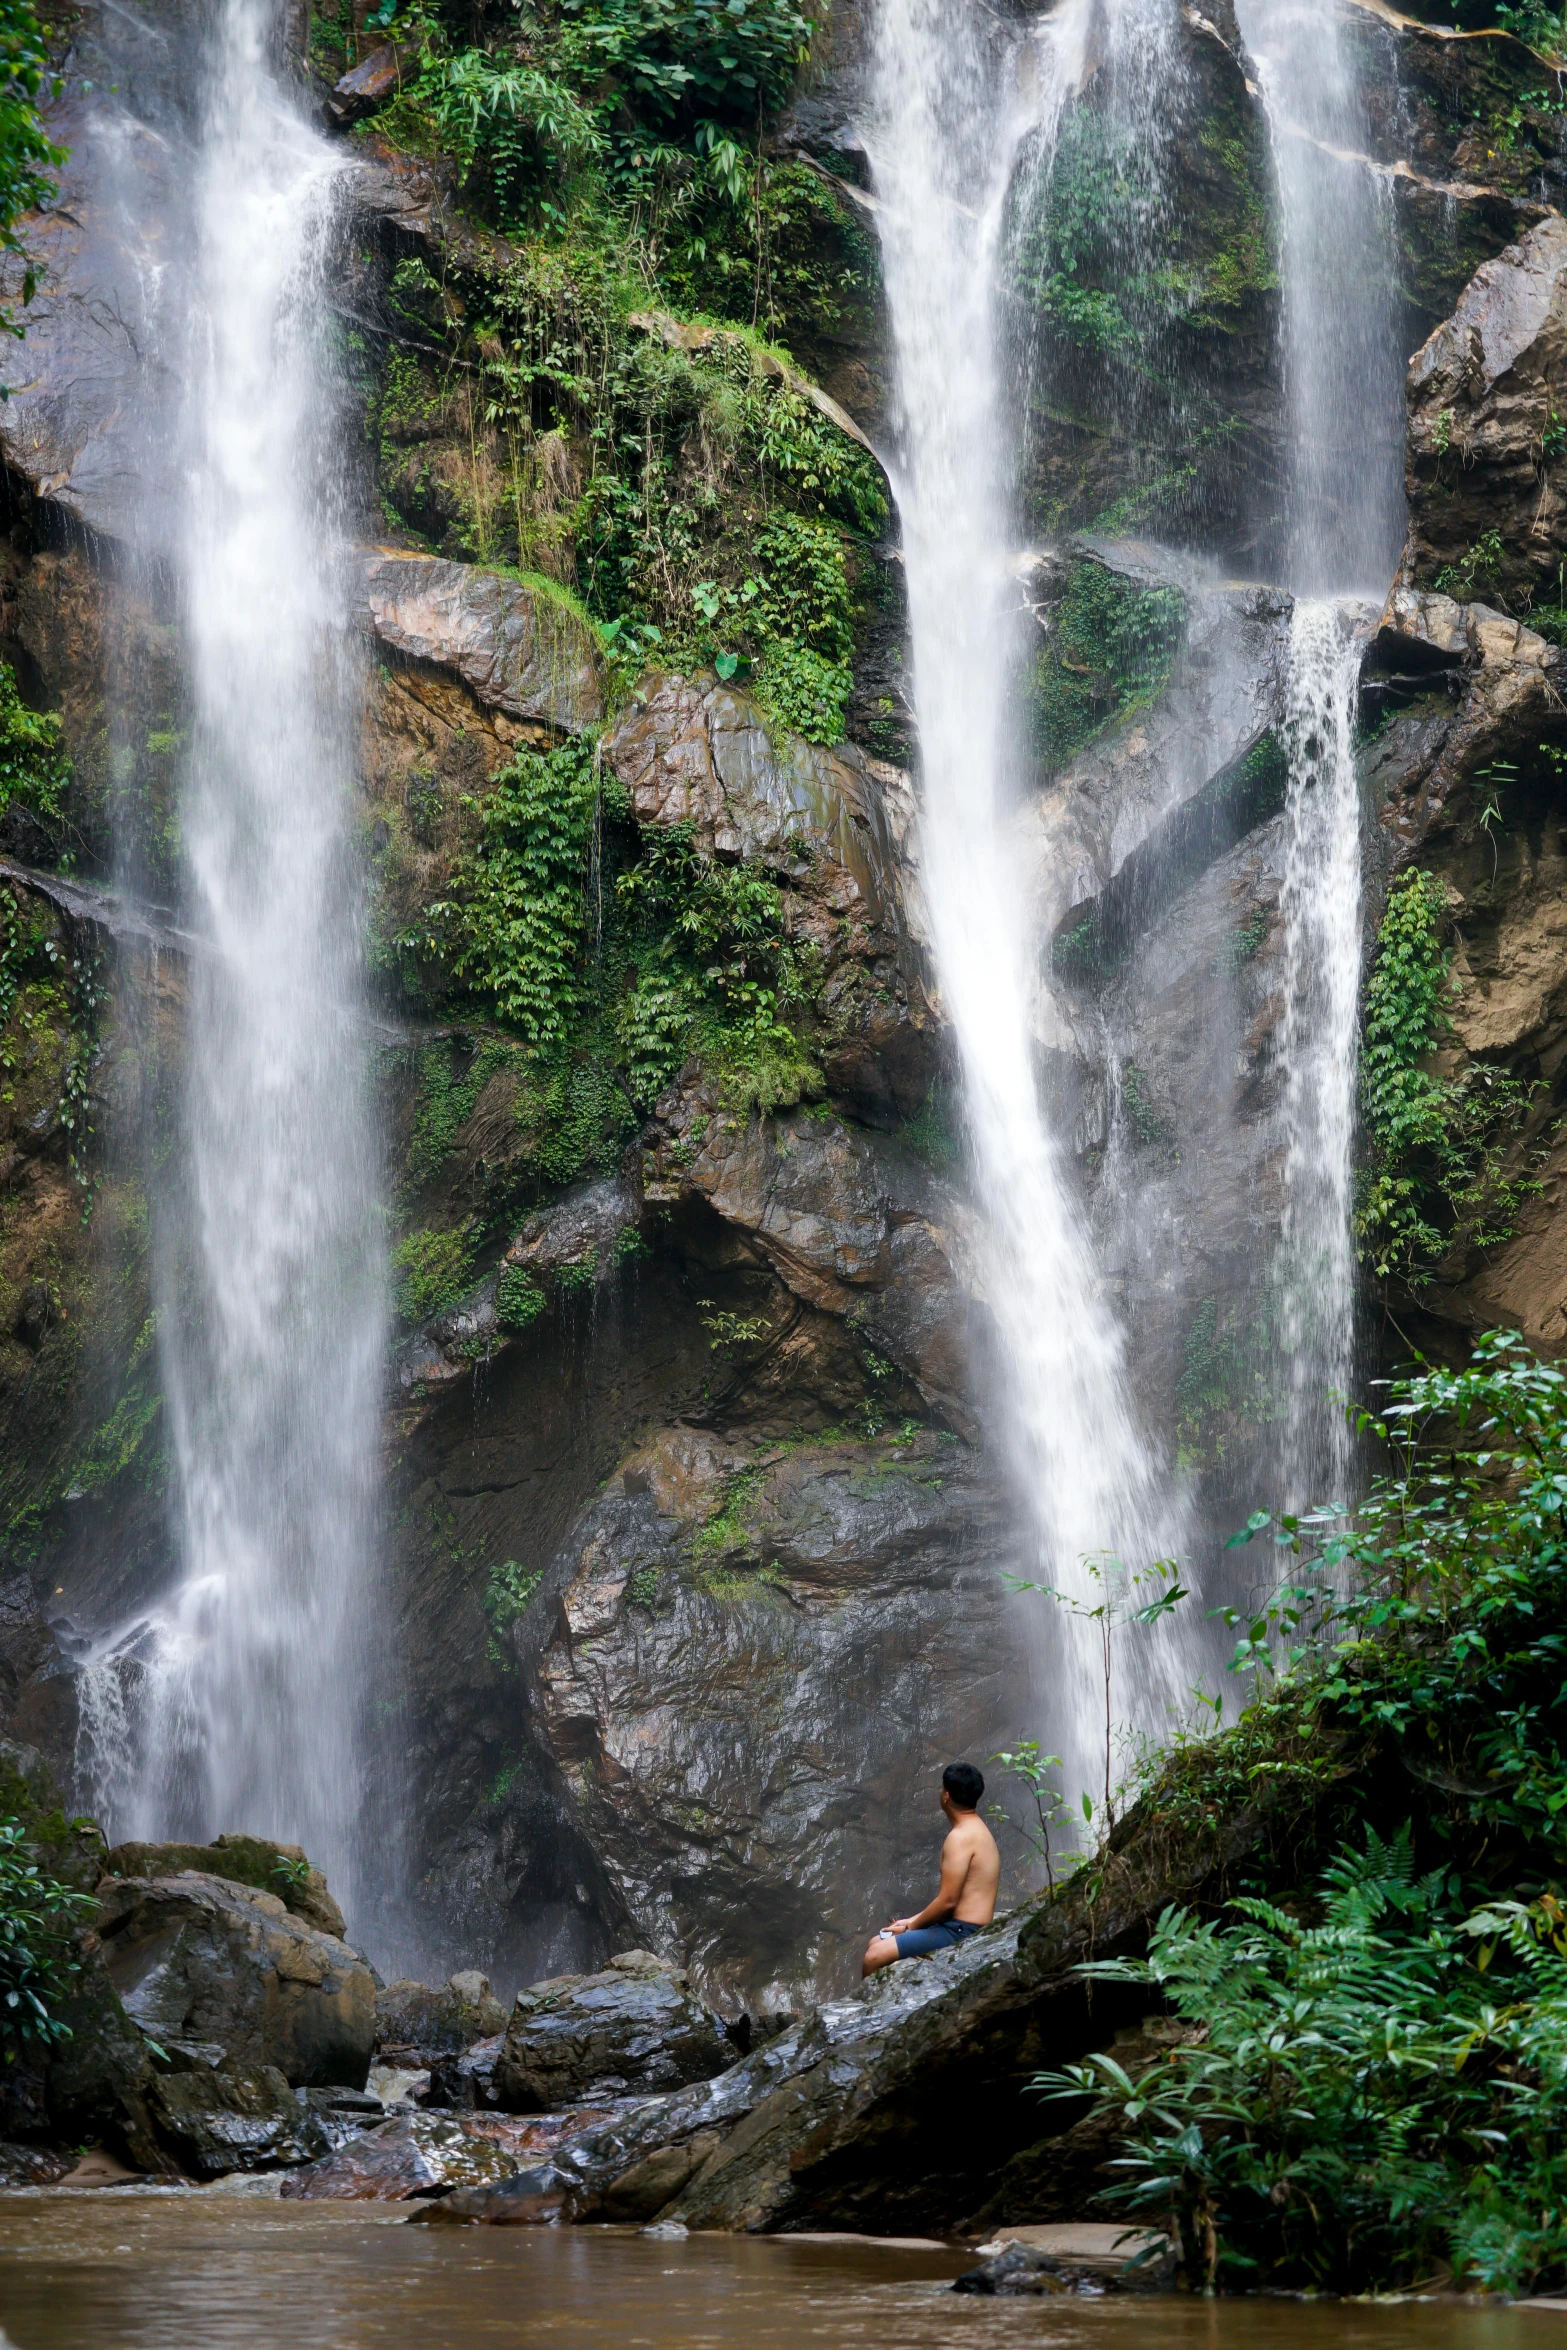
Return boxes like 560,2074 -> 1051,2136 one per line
893,1919 -> 983,1959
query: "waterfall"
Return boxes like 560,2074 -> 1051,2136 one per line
1235,0 -> 1406,1498
867,0 -> 1187,1790
76,0 -> 391,1925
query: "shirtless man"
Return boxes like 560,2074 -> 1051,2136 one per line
862,1762 -> 1000,1976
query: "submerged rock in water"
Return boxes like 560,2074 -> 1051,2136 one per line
94,1871 -> 376,2089
493,1951 -> 734,2112
280,2109 -> 603,2201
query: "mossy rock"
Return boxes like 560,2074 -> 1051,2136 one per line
100,1832 -> 346,1939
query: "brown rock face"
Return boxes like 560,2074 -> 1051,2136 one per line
94,1871 -> 376,2088
361,554 -> 605,735
324,42 -> 416,126
1403,216 -> 1567,604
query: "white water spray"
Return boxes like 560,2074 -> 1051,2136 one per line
1235,0 -> 1405,1496
868,0 -> 1187,1783
79,0 -> 390,1919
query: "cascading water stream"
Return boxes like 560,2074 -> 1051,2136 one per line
73,0 -> 391,1927
868,0 -> 1189,1788
1234,0 -> 1406,1499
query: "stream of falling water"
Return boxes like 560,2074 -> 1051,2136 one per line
75,0 -> 391,1924
867,0 -> 1189,1789
1234,0 -> 1406,1501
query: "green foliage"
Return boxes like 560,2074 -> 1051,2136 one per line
615,820 -> 822,1113
483,1557 -> 542,1630
1028,561 -> 1185,771
1038,1829 -> 1567,2294
0,664 -> 68,822
1434,528 -> 1507,602
421,742 -> 600,1049
391,1225 -> 473,1324
689,1462 -> 766,1558
558,0 -> 812,133
495,1266 -> 547,1329
1037,1332 -> 1567,2295
0,0 -> 64,344
0,1816 -> 90,2050
1220,1335 -> 1567,1850
1357,869 -> 1539,1282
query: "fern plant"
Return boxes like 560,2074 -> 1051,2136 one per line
1036,1827 -> 1567,2295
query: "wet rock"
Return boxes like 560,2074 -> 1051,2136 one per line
146,2058 -> 325,2179
0,2140 -> 72,2185
101,1835 -> 345,1938
603,675 -> 939,1124
280,2108 -> 597,2200
324,42 -> 417,126
531,1425 -> 1018,1998
597,2131 -> 722,2223
494,1951 -> 734,2112
374,1972 -> 508,2059
94,1871 -> 376,2088
953,2243 -> 1171,2296
421,1775 -> 1288,2236
361,553 -> 604,736
413,2160 -> 574,2225
1403,215 -> 1567,606
642,1093 -> 978,1427
428,2031 -> 506,2111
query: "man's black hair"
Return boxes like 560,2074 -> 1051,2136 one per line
943,1761 -> 984,1811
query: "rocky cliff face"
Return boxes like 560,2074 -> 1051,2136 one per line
0,0 -> 1565,2020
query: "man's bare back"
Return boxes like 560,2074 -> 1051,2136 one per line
862,1763 -> 1000,1976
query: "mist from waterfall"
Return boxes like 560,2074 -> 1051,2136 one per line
1235,0 -> 1406,1499
867,0 -> 1189,1792
75,0 -> 393,1926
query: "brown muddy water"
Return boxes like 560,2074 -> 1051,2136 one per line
2,2195 -> 1567,2350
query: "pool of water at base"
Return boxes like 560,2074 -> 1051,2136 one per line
1,2193 -> 1565,2350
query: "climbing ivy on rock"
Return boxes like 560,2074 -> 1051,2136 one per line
1357,868 -> 1540,1284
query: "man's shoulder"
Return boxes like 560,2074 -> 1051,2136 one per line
950,1812 -> 995,1847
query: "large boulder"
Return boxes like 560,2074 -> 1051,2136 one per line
422,1781 -> 1291,2237
528,1424 -> 1020,1999
145,2054 -> 325,2178
374,1971 -> 508,2060
1403,215 -> 1567,606
93,1871 -> 377,2089
102,1835 -> 345,1938
493,1951 -> 735,2111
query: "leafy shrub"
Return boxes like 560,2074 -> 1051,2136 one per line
0,663 -> 69,821
391,1226 -> 473,1324
1357,869 -> 1539,1282
419,743 -> 600,1049
1037,1331 -> 1567,2295
0,1817 -> 90,2050
615,821 -> 822,1111
1038,1828 -> 1567,2294
1028,560 -> 1185,770
0,0 -> 65,330
495,1266 -> 547,1329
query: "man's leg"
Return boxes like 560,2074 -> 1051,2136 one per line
862,1930 -> 901,1977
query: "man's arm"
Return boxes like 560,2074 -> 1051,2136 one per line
886,1830 -> 970,1934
